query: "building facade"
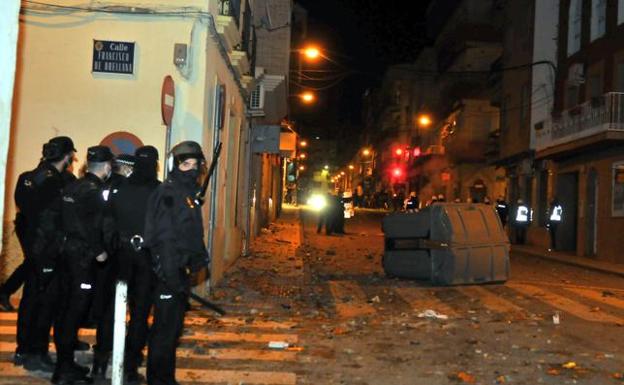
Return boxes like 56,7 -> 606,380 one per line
534,0 -> 624,262
5,0 -> 261,285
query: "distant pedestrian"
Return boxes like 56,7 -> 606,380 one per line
495,196 -> 509,227
547,197 -> 563,251
405,192 -> 419,212
317,192 -> 335,235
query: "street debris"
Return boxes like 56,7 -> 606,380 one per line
370,295 -> 381,303
268,341 -> 289,349
561,361 -> 576,369
552,312 -> 560,325
417,309 -> 449,320
448,371 -> 476,383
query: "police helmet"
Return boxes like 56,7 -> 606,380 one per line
114,153 -> 136,167
167,141 -> 205,172
135,145 -> 159,162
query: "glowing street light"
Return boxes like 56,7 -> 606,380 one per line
300,140 -> 308,147
299,165 -> 305,171
300,91 -> 316,104
417,114 -> 432,128
362,148 -> 371,156
324,165 -> 329,170
340,171 -> 345,176
348,164 -> 354,170
302,46 -> 321,60
299,153 -> 307,159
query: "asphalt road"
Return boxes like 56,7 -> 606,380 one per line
2,206 -> 624,385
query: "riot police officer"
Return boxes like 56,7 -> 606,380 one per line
512,199 -> 531,244
93,146 -> 160,383
495,196 -> 509,227
13,136 -> 76,372
89,153 -> 136,378
547,198 -> 563,251
52,145 -> 114,385
143,141 -> 209,385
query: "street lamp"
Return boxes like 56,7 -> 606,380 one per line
348,164 -> 354,170
299,165 -> 305,171
300,91 -> 316,104
302,46 -> 321,61
417,113 -> 432,128
300,140 -> 307,147
362,148 -> 371,156
299,153 -> 307,160
324,165 -> 329,170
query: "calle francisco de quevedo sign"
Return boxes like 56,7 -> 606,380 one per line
92,40 -> 135,74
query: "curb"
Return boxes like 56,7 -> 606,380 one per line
512,246 -> 624,279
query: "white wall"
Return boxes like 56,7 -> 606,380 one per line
0,0 -> 20,255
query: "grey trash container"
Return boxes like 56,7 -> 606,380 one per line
382,203 -> 510,285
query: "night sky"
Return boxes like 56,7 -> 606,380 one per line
292,0 -> 431,152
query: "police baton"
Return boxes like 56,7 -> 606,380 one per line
195,142 -> 223,206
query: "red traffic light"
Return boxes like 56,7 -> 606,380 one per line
392,167 -> 402,177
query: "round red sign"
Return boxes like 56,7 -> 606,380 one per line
161,75 -> 175,127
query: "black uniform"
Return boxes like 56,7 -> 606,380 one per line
102,161 -> 160,378
14,162 -> 66,368
144,168 -> 209,385
54,172 -> 111,380
495,199 -> 509,227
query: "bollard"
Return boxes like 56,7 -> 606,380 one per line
111,280 -> 128,385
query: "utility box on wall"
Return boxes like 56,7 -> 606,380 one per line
252,125 -> 281,154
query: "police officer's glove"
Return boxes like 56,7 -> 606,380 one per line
95,251 -> 108,263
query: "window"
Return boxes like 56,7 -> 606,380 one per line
616,63 -> 624,92
591,0 -> 607,41
612,162 -> 624,216
568,0 -> 582,56
566,85 -> 579,108
587,74 -> 603,99
249,83 -> 264,109
619,0 -> 624,24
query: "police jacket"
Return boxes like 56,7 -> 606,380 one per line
61,173 -> 109,262
108,173 -> 160,240
14,162 -> 67,264
143,169 -> 209,291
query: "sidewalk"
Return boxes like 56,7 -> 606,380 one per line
512,244 -> 624,278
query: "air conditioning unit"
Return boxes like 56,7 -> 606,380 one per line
427,145 -> 445,155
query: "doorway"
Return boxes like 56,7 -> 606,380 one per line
585,168 -> 598,256
556,172 -> 579,252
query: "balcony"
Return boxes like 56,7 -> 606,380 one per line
536,92 -> 624,158
215,0 -> 241,52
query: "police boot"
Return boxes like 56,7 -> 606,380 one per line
52,362 -> 94,385
90,351 -> 109,380
23,353 -> 55,372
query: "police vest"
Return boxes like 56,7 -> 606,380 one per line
516,205 -> 529,223
550,205 -> 562,222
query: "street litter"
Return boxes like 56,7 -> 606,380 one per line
562,361 -> 577,369
418,309 -> 449,320
552,312 -> 560,325
268,341 -> 289,349
370,296 -> 381,303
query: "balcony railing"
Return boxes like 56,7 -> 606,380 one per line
218,0 -> 240,27
536,92 -> 624,152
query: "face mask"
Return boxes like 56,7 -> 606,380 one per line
181,169 -> 199,181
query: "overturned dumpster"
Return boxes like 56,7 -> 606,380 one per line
382,203 -> 510,285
